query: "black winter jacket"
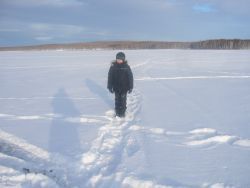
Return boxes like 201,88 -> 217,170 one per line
107,60 -> 133,93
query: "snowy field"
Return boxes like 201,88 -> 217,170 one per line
0,49 -> 250,188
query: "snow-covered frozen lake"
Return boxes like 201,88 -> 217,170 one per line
0,49 -> 250,188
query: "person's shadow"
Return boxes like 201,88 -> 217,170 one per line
85,78 -> 113,108
49,88 -> 81,158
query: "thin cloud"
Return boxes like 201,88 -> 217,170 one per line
30,23 -> 87,35
34,36 -> 53,41
0,20 -> 111,44
131,0 -> 178,10
0,28 -> 20,32
192,4 -> 216,13
1,0 -> 85,7
29,23 -> 88,41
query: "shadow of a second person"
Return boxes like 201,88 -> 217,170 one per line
49,88 -> 81,158
85,78 -> 113,108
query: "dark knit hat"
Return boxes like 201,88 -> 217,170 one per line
116,52 -> 125,61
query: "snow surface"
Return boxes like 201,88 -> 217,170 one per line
0,49 -> 250,188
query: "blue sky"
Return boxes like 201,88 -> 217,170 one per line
0,0 -> 250,46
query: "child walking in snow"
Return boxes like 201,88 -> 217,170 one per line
107,52 -> 133,117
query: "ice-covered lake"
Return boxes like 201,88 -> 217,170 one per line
0,49 -> 250,188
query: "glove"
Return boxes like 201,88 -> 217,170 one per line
128,89 -> 132,94
108,87 -> 114,93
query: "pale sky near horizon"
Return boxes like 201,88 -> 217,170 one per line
0,0 -> 250,46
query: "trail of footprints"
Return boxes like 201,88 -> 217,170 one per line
79,90 -> 142,187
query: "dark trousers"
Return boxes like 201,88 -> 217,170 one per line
115,92 -> 127,117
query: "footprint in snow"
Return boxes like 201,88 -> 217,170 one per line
185,128 -> 250,149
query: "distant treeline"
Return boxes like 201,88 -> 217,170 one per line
0,39 -> 250,51
190,39 -> 250,49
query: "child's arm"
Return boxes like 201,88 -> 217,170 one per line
107,64 -> 114,93
128,66 -> 133,92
